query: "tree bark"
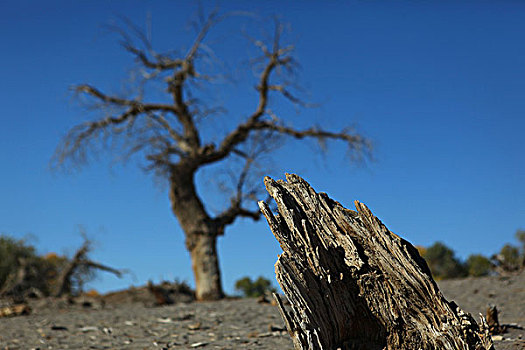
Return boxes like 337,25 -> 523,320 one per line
188,233 -> 223,301
259,174 -> 494,350
169,166 -> 224,301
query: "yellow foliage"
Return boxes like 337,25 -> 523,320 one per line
44,252 -> 59,260
85,289 -> 100,297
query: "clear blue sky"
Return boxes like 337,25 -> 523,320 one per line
1,1 -> 524,294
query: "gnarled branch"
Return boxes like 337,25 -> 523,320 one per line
252,120 -> 371,155
76,85 -> 179,113
213,152 -> 260,233
201,46 -> 295,164
123,43 -> 183,70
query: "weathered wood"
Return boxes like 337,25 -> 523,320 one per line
259,174 -> 494,350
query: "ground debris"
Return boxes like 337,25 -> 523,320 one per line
0,275 -> 522,350
190,341 -> 208,347
0,304 -> 30,318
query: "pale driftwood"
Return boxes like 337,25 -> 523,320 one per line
259,174 -> 493,350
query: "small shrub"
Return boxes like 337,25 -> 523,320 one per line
465,254 -> 492,277
420,242 -> 467,280
0,234 -> 103,298
493,244 -> 521,272
234,276 -> 276,298
85,289 -> 100,297
171,279 -> 194,296
0,235 -> 56,296
516,229 -> 525,266
0,236 -> 37,287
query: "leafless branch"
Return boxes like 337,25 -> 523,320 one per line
75,85 -> 179,113
52,240 -> 91,297
83,261 -> 126,278
52,237 -> 125,297
104,19 -> 180,71
212,156 -> 261,234
268,85 -> 314,107
186,8 -> 219,61
124,43 -> 183,70
201,31 -> 295,164
254,120 -> 371,156
148,113 -> 187,146
211,129 -> 282,232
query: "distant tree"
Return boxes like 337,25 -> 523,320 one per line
0,234 -> 123,298
465,254 -> 492,277
491,230 -> 525,272
0,235 -> 67,297
0,235 -> 39,293
500,244 -> 520,266
516,229 -> 525,267
51,236 -> 125,297
420,242 -> 467,279
52,10 -> 371,300
516,229 -> 525,246
492,243 -> 521,273
234,276 -> 276,298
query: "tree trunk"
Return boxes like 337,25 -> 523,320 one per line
259,174 -> 494,350
188,233 -> 224,301
169,166 -> 224,301
52,241 -> 91,297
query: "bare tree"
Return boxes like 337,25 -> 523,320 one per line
52,237 -> 125,297
53,11 -> 371,300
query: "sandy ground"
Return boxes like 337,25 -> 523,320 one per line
0,272 -> 523,349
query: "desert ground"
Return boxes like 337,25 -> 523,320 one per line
0,272 -> 523,350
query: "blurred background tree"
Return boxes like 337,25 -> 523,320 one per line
490,230 -> 525,273
0,233 -> 123,299
464,254 -> 492,277
51,10 -> 371,301
234,276 -> 276,298
418,228 -> 524,279
516,229 -> 525,266
493,244 -> 521,272
419,242 -> 467,280
0,235 -> 67,298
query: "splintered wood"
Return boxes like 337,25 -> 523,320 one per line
258,174 -> 494,350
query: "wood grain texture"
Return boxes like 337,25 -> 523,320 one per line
259,174 -> 493,350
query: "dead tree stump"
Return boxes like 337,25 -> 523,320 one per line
258,174 -> 493,350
